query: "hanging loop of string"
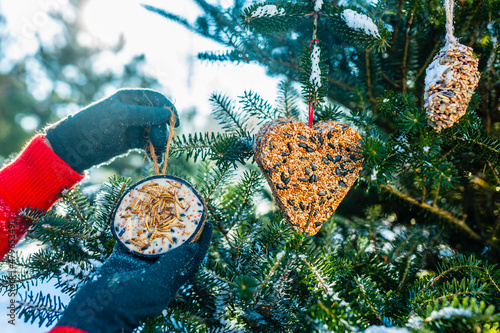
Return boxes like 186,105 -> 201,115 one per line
308,38 -> 320,128
146,107 -> 177,176
444,0 -> 457,45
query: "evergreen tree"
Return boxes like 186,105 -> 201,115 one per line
2,0 -> 500,332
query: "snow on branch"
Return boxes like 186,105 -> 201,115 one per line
250,5 -> 285,18
342,9 -> 380,39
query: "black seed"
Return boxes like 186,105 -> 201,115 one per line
141,247 -> 149,251
283,158 -> 287,163
328,206 -> 333,212
114,226 -> 119,232
339,180 -> 348,188
330,189 -> 335,193
322,157 -> 329,164
118,228 -> 125,237
345,147 -> 351,152
334,156 -> 341,163
299,177 -> 309,182
125,240 -> 131,244
300,157 -> 309,160
269,142 -> 273,150
309,174 -> 318,183
328,143 -> 335,149
335,168 -> 341,175
327,132 -> 332,140
298,135 -> 307,140
273,162 -> 281,168
284,177 -> 290,185
293,184 -> 299,187
319,197 -> 325,205
287,142 -> 293,152
294,207 -> 298,211
179,197 -> 184,201
311,163 -> 317,171
282,152 -> 290,157
266,169 -> 273,176
172,237 -> 178,244
276,184 -> 288,190
318,190 -> 327,196
197,202 -> 202,206
313,209 -> 319,216
287,200 -> 296,207
298,142 -> 308,149
327,154 -> 334,161
171,229 -> 175,233
349,154 -> 357,161
306,147 -> 314,153
310,136 -> 317,144
327,196 -> 332,200
180,213 -> 186,218
288,166 -> 293,174
317,137 -> 323,149
299,202 -> 305,210
313,174 -> 318,182
291,223 -> 300,227
284,132 -> 293,137
315,222 -> 322,227
339,163 -> 345,170
305,167 -> 310,175
169,244 -> 172,248
306,203 -> 311,210
341,124 -> 349,130
198,210 -> 203,213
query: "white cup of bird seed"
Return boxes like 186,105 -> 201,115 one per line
111,175 -> 206,257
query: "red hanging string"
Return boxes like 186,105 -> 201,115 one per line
308,39 -> 319,128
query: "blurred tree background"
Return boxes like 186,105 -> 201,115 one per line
0,0 -> 159,161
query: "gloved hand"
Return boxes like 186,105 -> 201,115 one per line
46,89 -> 179,173
56,222 -> 212,333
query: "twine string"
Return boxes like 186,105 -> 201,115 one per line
444,0 -> 457,45
146,107 -> 177,176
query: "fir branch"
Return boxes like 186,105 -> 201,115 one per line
17,291 -> 65,327
354,276 -> 384,323
210,93 -> 249,135
239,90 -> 278,124
379,183 -> 482,242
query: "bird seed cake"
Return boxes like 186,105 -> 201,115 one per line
112,175 -> 206,257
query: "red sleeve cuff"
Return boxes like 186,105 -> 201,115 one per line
49,326 -> 88,333
0,134 -> 85,212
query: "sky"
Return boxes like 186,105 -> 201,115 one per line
0,0 -> 281,332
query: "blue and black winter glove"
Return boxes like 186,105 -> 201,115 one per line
46,89 -> 179,173
56,222 -> 213,333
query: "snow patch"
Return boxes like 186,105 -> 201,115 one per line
342,9 -> 380,39
364,326 -> 410,333
276,250 -> 286,261
371,168 -> 379,181
314,0 -> 323,11
424,58 -> 451,92
427,307 -> 472,320
251,5 -> 285,18
380,229 -> 396,241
